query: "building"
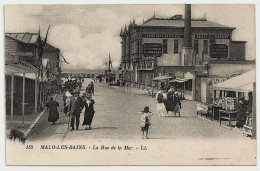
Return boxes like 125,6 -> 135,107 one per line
5,32 -> 63,121
119,4 -> 255,102
5,33 -> 41,117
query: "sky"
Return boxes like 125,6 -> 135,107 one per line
4,4 -> 255,70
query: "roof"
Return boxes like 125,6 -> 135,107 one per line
43,43 -> 59,51
139,18 -> 235,29
213,69 -> 255,92
5,33 -> 39,44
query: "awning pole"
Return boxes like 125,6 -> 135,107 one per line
22,73 -> 25,127
11,73 -> 14,127
35,74 -> 37,115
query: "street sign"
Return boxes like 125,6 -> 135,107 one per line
143,43 -> 162,57
210,44 -> 228,58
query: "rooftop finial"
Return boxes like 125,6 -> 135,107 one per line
153,11 -> 156,18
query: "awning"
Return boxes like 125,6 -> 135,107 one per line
170,78 -> 190,83
152,75 -> 173,81
214,69 -> 255,92
237,82 -> 254,92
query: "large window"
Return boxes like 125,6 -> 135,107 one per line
174,39 -> 178,54
163,39 -> 168,54
194,40 -> 199,54
203,40 -> 208,54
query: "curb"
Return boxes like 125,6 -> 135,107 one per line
25,94 -> 58,138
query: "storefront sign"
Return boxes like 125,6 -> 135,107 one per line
210,44 -> 228,58
143,43 -> 162,57
213,77 -> 227,84
142,34 -> 184,38
195,35 -> 230,39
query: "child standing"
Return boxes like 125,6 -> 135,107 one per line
138,106 -> 153,139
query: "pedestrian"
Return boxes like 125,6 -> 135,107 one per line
138,106 -> 153,139
156,91 -> 167,117
173,92 -> 181,117
45,97 -> 59,124
69,91 -> 84,131
82,93 -> 95,130
78,80 -> 82,91
164,88 -> 174,115
64,92 -> 72,116
236,98 -> 247,128
90,81 -> 94,95
86,84 -> 92,95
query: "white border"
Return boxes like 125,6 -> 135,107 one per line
0,0 -> 259,170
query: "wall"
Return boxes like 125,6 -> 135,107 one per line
209,63 -> 255,77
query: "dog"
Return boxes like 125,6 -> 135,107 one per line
9,128 -> 26,144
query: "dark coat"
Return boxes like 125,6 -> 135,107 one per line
46,100 -> 59,122
236,101 -> 246,121
69,96 -> 84,116
82,99 -> 95,125
164,91 -> 174,112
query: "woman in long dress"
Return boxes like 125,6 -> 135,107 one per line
46,97 -> 60,124
82,93 -> 95,130
156,91 -> 167,117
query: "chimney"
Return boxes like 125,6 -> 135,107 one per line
183,4 -> 192,48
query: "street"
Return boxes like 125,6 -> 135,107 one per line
28,78 -> 252,141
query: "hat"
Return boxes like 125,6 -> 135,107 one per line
143,106 -> 150,113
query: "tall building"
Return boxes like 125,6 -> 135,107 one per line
119,4 -> 254,102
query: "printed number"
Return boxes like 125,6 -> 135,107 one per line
26,145 -> 33,149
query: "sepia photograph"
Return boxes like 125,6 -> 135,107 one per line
3,3 -> 257,165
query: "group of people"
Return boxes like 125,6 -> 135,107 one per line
64,79 -> 83,93
156,86 -> 182,117
46,81 -> 96,131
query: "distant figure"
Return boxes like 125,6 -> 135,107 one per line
173,92 -> 181,117
82,93 -> 95,130
156,91 -> 167,117
46,97 -> 60,124
86,84 -> 92,95
138,106 -> 153,139
236,98 -> 247,128
90,82 -> 94,95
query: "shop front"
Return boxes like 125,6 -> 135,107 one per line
212,70 -> 255,135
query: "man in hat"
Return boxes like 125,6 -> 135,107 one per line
69,91 -> 84,131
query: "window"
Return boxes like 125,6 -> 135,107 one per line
184,79 -> 192,91
194,40 -> 199,54
174,39 -> 178,54
163,39 -> 168,54
203,40 -> 208,54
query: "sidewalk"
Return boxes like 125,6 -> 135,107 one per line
5,94 -> 58,139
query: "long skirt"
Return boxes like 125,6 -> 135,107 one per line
157,103 -> 167,117
48,109 -> 59,122
82,113 -> 94,125
173,103 -> 180,114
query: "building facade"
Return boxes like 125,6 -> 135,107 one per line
119,5 -> 254,101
